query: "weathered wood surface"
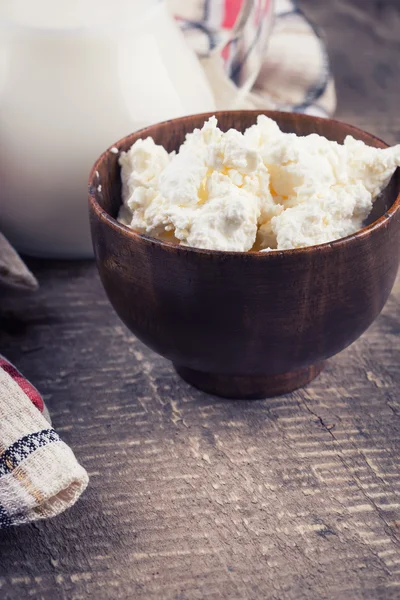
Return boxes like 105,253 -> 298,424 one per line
0,1 -> 400,598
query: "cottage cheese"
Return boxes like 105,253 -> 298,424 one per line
118,116 -> 400,251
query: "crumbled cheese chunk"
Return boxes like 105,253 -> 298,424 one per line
118,116 -> 400,251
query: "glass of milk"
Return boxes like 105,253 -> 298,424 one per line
0,0 -> 217,258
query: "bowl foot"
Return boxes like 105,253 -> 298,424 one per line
174,363 -> 325,399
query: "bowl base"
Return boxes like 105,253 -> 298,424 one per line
174,362 -> 326,399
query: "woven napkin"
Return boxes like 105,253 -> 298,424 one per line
0,356 -> 88,529
172,0 -> 336,117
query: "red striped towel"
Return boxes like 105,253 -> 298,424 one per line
171,0 -> 336,116
0,356 -> 88,529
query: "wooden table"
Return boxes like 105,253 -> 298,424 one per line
1,1 -> 400,598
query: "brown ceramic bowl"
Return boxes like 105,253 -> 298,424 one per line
89,111 -> 400,399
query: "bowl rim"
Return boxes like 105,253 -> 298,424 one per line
89,110 -> 400,258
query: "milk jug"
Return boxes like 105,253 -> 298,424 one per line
0,0 -> 216,257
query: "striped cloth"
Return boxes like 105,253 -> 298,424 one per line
0,356 -> 88,529
171,0 -> 336,117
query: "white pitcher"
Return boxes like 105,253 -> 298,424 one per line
0,0 -> 261,258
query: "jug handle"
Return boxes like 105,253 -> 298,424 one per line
210,0 -> 275,108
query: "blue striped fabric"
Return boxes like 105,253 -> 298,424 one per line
0,429 -> 60,478
0,361 -> 88,529
0,429 -> 61,529
0,503 -> 13,529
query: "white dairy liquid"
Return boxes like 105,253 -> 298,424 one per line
0,0 -> 215,257
0,0 -> 156,29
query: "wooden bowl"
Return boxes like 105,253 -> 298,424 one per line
89,111 -> 400,399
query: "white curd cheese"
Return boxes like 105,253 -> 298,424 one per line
118,116 -> 400,251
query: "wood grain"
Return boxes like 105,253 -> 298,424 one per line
1,1 -> 400,598
0,262 -> 400,599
